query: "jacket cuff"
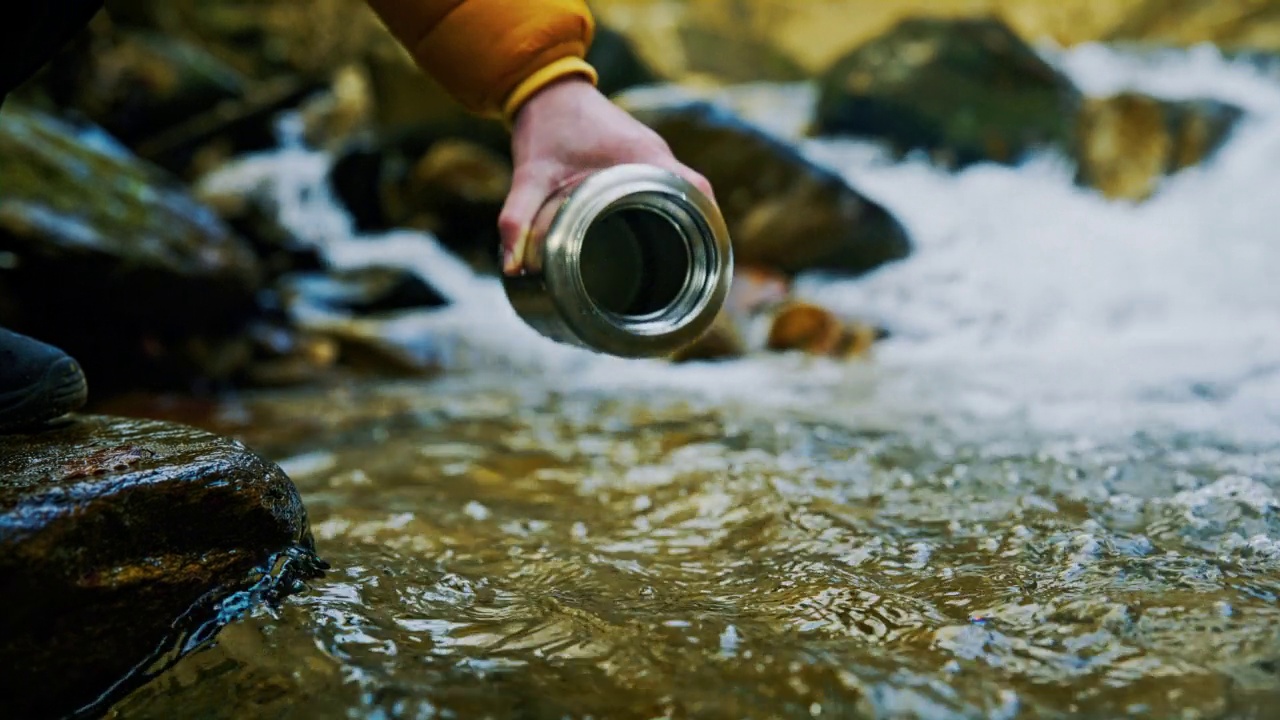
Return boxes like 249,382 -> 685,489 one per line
501,56 -> 599,125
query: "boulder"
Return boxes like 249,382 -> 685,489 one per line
0,104 -> 265,391
626,100 -> 912,277
1074,92 -> 1244,201
0,414 -> 324,719
812,17 -> 1083,168
16,18 -> 319,179
52,30 -> 249,149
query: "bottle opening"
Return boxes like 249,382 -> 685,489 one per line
578,206 -> 692,319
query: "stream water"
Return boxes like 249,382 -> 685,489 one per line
107,44 -> 1280,719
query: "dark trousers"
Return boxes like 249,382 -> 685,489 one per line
0,1 -> 104,105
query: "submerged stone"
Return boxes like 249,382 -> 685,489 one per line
812,17 -> 1083,168
0,105 -> 264,391
1075,92 -> 1244,201
626,100 -> 912,277
0,415 -> 323,719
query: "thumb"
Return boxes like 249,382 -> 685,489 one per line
497,168 -> 555,276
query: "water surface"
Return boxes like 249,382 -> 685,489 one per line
111,44 -> 1280,719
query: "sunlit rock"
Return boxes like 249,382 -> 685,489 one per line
0,414 -> 324,719
588,0 -> 1148,78
0,105 -> 265,391
1107,0 -> 1280,53
761,300 -> 884,359
623,100 -> 912,277
812,17 -> 1083,169
671,268 -> 883,362
1074,92 -> 1244,201
297,63 -> 376,150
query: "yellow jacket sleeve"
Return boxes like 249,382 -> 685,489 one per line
363,0 -> 600,123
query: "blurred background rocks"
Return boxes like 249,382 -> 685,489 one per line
2,0 -> 1276,394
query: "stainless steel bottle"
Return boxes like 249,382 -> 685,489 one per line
502,163 -> 734,358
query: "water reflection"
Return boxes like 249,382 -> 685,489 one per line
106,378 -> 1280,719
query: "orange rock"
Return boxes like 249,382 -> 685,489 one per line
764,301 -> 881,359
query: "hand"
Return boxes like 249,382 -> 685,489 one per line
498,76 -> 715,276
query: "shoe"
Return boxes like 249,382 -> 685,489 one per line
0,327 -> 88,433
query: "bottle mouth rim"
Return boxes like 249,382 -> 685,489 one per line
539,165 -> 734,358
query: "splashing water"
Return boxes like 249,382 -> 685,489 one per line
120,43 -> 1280,720
197,43 -> 1280,447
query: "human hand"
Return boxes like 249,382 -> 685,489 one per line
498,76 -> 715,276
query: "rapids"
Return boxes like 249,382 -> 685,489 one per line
110,43 -> 1280,719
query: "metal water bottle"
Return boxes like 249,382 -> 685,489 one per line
502,163 -> 733,358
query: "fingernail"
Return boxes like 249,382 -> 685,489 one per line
504,225 -> 530,275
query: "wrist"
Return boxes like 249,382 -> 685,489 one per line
504,59 -> 600,126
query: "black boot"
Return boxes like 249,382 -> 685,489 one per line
0,327 -> 88,432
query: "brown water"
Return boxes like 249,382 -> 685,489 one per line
100,375 -> 1280,720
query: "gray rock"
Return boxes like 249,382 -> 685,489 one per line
0,414 -> 324,719
812,17 -> 1083,169
628,100 -> 912,277
0,104 -> 264,390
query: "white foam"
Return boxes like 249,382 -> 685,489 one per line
198,43 -> 1280,445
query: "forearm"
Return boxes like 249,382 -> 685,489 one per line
362,0 -> 599,122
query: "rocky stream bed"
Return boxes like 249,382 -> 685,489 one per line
3,2 -> 1280,718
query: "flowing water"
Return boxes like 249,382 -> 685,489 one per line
107,44 -> 1280,719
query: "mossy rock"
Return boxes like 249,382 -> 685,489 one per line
0,104 -> 264,390
812,16 -> 1083,168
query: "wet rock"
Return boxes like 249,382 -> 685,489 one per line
761,300 -> 885,359
671,267 -> 788,363
625,100 -> 912,277
329,129 -> 511,271
0,414 -> 324,719
277,266 -> 448,317
0,104 -> 264,391
17,18 -> 315,179
812,17 -> 1083,168
298,64 -> 376,150
1075,92 -> 1244,201
57,30 -> 249,149
670,268 -> 884,362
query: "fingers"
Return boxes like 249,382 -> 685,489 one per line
661,160 -> 717,207
497,167 -> 553,276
